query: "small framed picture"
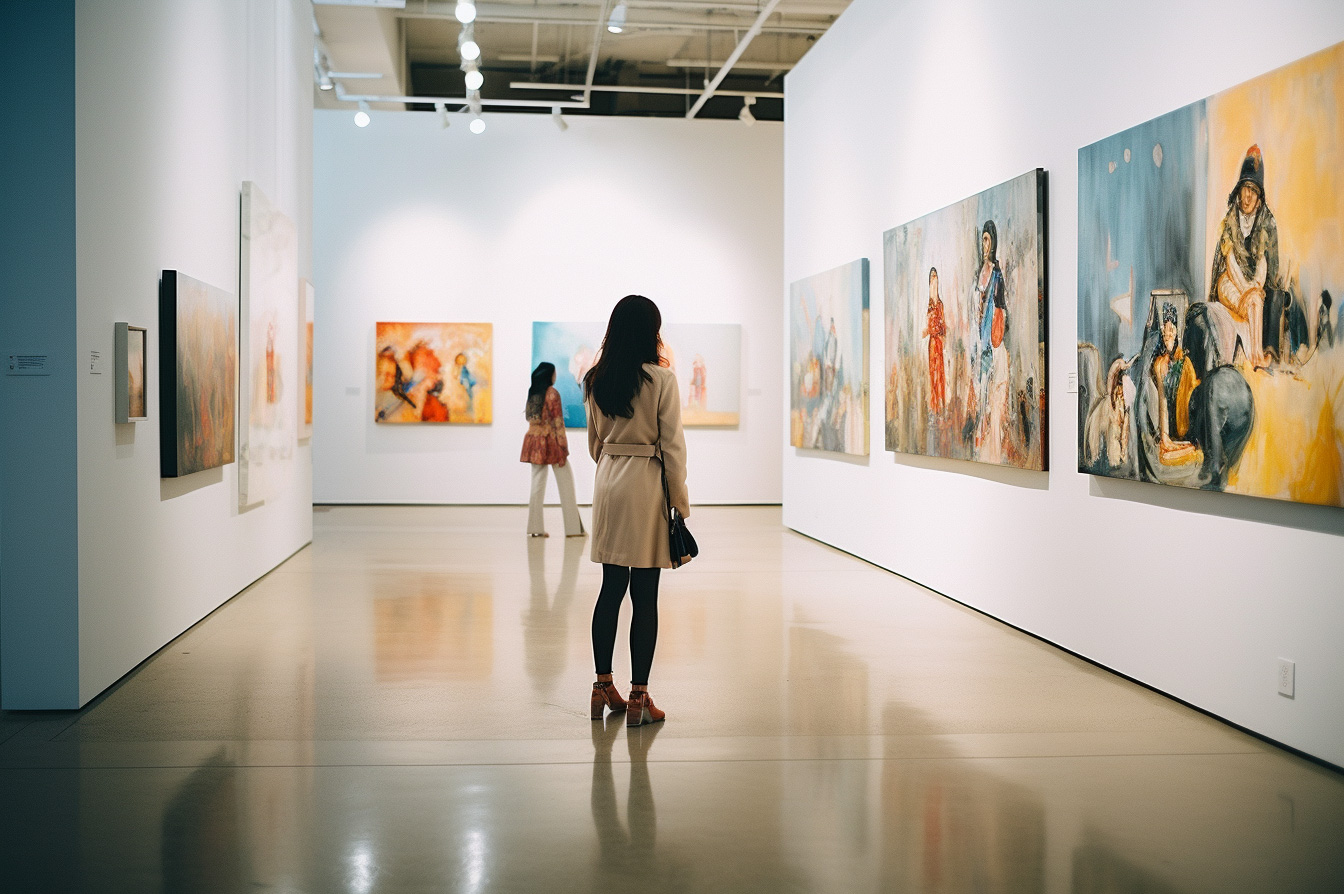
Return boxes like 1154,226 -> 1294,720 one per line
115,322 -> 148,423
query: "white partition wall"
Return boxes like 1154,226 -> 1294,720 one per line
783,0 -> 1344,766
312,111 -> 783,505
1,0 -> 314,709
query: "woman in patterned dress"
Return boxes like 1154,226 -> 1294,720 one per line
521,362 -> 585,538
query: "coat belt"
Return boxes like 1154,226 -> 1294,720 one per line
602,443 -> 656,457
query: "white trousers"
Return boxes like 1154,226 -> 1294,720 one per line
528,462 -> 584,536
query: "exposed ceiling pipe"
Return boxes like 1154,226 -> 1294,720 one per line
686,0 -> 783,119
334,83 -> 589,110
396,3 -> 827,34
665,59 -> 794,71
581,0 -> 611,105
510,80 -> 782,99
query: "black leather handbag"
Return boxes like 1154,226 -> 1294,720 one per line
657,416 -> 697,569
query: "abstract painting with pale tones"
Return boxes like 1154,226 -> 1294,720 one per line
1078,41 -> 1344,507
532,321 -> 604,428
160,271 -> 235,477
376,322 -> 493,424
884,170 -> 1047,470
790,259 -> 869,455
661,323 -> 742,427
126,326 -> 146,419
239,182 -> 297,506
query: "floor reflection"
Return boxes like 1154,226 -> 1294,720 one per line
589,716 -> 696,892
374,574 -> 494,681
877,701 -> 1047,893
524,536 -> 584,697
161,750 -> 247,894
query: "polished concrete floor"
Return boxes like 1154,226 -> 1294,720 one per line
2,506 -> 1342,893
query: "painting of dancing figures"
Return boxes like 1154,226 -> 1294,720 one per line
790,259 -> 869,455
1078,41 -> 1344,506
884,170 -> 1047,469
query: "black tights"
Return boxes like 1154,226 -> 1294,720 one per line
591,564 -> 661,685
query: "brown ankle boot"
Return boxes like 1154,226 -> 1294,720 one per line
591,677 -> 628,719
626,689 -> 665,727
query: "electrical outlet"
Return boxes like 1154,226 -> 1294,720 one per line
1277,658 -> 1295,698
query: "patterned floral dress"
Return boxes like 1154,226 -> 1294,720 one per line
520,388 -> 569,465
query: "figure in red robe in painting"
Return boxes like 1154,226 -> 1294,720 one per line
922,267 -> 948,414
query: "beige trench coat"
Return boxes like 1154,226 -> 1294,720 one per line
586,364 -> 690,568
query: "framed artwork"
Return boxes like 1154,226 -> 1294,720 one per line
114,322 -> 148,423
790,259 -> 870,455
1078,41 -> 1344,507
375,322 -> 493,423
661,323 -> 743,427
239,181 -> 298,507
300,279 -> 314,439
158,271 -> 236,477
884,169 -> 1048,470
531,321 -> 604,428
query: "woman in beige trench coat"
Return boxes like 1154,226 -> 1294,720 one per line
584,295 -> 689,728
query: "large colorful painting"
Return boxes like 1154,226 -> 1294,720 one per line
239,182 -> 297,507
159,271 -> 236,477
790,259 -> 870,455
1078,41 -> 1344,507
884,170 -> 1047,469
376,322 -> 493,423
531,321 -> 604,428
661,323 -> 742,426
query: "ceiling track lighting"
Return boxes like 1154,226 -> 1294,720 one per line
739,95 -> 756,126
551,107 -> 568,131
458,23 -> 480,64
454,0 -> 476,25
607,2 -> 627,34
464,66 -> 484,92
354,100 -> 371,128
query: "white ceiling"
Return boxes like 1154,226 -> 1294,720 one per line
313,0 -> 852,120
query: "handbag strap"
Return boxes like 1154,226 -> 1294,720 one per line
655,384 -> 674,519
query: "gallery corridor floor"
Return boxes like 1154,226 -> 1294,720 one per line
2,506 -> 1342,893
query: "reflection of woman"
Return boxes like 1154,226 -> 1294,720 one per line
1150,303 -> 1201,466
921,267 -> 948,414
584,295 -> 689,727
522,362 -> 585,538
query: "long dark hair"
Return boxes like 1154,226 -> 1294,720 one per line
525,362 -> 555,420
583,295 -> 663,419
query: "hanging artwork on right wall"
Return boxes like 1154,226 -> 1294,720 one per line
789,259 -> 869,455
1078,40 -> 1344,507
883,169 -> 1047,470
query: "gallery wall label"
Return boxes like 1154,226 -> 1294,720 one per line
7,354 -> 52,375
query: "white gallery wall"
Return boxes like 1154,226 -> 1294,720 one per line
312,111 -> 783,505
784,0 -> 1344,766
1,0 -> 314,708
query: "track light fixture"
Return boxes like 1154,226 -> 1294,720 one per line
459,25 -> 481,63
739,95 -> 756,126
454,1 -> 476,25
607,2 -> 627,33
354,100 -> 371,128
464,67 -> 484,92
552,107 -> 568,131
469,115 -> 486,135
